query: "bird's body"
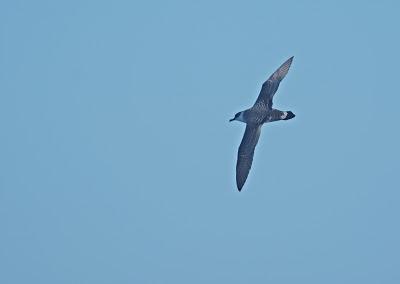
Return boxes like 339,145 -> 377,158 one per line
230,56 -> 295,191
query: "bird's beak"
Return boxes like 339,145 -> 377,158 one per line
229,118 -> 235,122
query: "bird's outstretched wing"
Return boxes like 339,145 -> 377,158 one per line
254,56 -> 294,110
236,124 -> 262,191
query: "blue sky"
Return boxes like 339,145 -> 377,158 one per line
1,1 -> 399,283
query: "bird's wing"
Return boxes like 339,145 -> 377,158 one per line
236,124 -> 262,191
254,56 -> 294,110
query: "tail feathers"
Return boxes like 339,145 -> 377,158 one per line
283,111 -> 295,120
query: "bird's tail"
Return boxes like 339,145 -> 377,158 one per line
283,111 -> 295,120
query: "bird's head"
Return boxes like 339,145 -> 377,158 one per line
229,111 -> 245,122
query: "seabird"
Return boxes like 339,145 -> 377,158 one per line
230,56 -> 295,191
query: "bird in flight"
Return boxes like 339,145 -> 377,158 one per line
230,56 -> 295,191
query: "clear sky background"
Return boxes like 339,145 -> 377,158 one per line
1,1 -> 400,283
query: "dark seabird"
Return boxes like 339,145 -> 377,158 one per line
230,56 -> 295,191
